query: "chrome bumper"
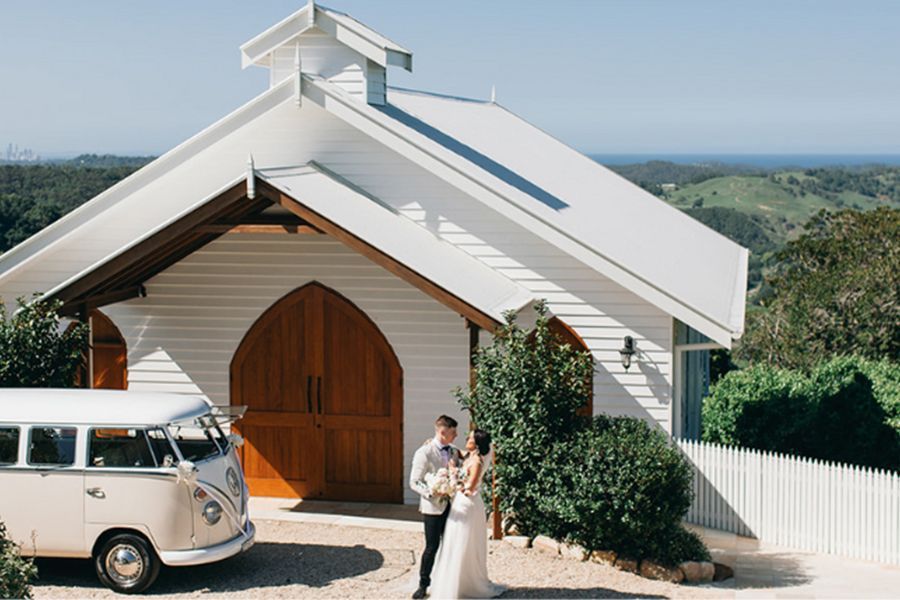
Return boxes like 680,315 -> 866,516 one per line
159,521 -> 256,567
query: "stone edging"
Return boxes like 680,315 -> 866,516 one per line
500,534 -> 734,585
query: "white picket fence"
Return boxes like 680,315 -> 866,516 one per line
676,438 -> 900,565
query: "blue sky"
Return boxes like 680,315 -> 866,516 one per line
1,0 -> 898,157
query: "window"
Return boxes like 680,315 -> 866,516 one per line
168,416 -> 223,463
89,429 -> 156,468
29,427 -> 77,466
0,427 -> 19,465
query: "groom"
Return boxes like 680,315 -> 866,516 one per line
409,414 -> 460,600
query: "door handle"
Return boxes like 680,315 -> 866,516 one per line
306,375 -> 313,414
86,487 -> 106,499
316,376 -> 322,415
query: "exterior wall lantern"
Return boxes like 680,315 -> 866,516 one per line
619,335 -> 636,371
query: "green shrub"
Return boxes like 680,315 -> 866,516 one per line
0,296 -> 87,387
701,364 -> 810,455
703,356 -> 900,469
0,521 -> 37,600
456,301 -> 593,537
545,415 -> 704,565
457,302 -> 709,564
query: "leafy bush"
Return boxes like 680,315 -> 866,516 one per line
701,364 -> 811,455
456,301 -> 593,537
0,296 -> 88,387
546,416 -> 707,565
703,356 -> 900,469
457,302 -> 708,564
0,521 -> 37,600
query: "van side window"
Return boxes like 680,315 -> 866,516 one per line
89,429 -> 155,468
29,427 -> 77,466
0,427 -> 19,465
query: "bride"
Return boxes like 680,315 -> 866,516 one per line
428,429 -> 505,600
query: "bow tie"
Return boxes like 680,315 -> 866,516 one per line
440,445 -> 451,452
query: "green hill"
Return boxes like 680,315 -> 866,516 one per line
663,170 -> 899,246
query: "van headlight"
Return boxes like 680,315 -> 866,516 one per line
226,467 -> 241,496
202,501 -> 223,525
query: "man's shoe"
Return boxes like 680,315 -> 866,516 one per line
412,586 -> 427,599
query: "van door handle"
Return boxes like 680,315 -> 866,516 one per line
86,487 -> 106,499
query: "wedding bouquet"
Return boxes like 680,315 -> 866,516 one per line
425,468 -> 454,500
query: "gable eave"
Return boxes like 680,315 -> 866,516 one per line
0,78 -> 295,290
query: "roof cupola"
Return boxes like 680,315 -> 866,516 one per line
239,1 -> 412,106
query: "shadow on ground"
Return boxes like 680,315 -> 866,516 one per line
35,541 -> 385,594
713,550 -> 812,590
500,588 -> 665,599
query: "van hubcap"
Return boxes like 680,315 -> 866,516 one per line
106,544 -> 143,584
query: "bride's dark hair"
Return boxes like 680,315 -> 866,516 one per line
472,429 -> 491,456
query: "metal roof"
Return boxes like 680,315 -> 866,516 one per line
0,389 -> 212,426
384,87 -> 749,339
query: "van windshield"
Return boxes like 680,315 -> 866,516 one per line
168,414 -> 227,463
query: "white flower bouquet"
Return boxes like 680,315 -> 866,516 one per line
425,468 -> 455,500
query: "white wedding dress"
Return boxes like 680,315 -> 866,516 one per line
428,456 -> 506,600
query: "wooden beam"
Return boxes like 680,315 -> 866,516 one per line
61,286 -> 146,317
196,224 -> 322,234
257,179 -> 500,332
50,181 -> 253,305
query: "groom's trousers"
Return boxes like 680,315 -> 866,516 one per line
419,503 -> 451,588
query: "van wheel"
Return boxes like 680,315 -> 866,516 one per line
94,533 -> 160,594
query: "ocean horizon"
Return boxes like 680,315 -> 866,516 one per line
589,153 -> 900,169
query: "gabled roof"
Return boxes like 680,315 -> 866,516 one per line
300,75 -> 749,347
240,2 -> 412,71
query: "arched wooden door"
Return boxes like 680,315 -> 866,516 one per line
231,282 -> 403,502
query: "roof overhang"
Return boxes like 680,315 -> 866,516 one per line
240,2 -> 412,71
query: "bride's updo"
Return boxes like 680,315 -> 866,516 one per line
473,429 -> 491,456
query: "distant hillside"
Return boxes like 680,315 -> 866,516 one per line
607,160 -> 763,192
664,169 -> 899,246
67,154 -> 155,168
0,162 -> 145,252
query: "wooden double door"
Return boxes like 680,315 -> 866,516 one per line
230,283 -> 403,502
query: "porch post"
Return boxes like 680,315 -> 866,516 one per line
77,304 -> 93,389
467,318 -> 503,540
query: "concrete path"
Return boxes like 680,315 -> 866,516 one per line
690,525 -> 900,599
251,497 -> 900,599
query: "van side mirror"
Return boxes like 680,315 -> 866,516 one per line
227,433 -> 244,448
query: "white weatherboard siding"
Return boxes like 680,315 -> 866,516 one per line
103,234 -> 470,505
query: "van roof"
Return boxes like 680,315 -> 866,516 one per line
0,389 -> 213,426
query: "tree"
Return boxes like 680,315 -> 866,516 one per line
0,296 -> 88,387
737,208 -> 899,369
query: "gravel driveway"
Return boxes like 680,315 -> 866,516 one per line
33,520 -> 724,599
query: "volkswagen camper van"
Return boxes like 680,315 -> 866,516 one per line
0,389 -> 255,593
